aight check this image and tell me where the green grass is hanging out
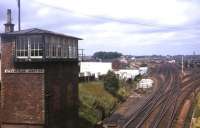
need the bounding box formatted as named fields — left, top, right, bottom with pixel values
left=79, top=81, right=118, bottom=128
left=192, top=93, right=200, bottom=128
left=79, top=80, right=136, bottom=128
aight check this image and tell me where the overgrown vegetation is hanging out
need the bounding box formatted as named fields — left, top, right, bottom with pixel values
left=79, top=81, right=118, bottom=128
left=134, top=74, right=142, bottom=82
left=191, top=93, right=200, bottom=128
left=79, top=71, right=140, bottom=128
left=103, top=71, right=119, bottom=96
left=79, top=81, right=137, bottom=128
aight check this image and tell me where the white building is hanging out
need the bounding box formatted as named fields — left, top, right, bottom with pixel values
left=79, top=62, right=112, bottom=78
left=137, top=79, right=153, bottom=89
left=114, top=69, right=140, bottom=80
left=168, top=60, right=176, bottom=63
left=139, top=67, right=148, bottom=75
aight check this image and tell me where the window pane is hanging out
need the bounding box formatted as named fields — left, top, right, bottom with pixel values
left=53, top=43, right=56, bottom=57
left=50, top=37, right=53, bottom=57
left=25, top=41, right=28, bottom=50
left=65, top=39, right=69, bottom=58
left=16, top=36, right=28, bottom=57
left=21, top=50, right=24, bottom=56
left=71, top=40, right=74, bottom=58
left=29, top=35, right=43, bottom=57
left=31, top=50, right=35, bottom=56
left=39, top=50, right=43, bottom=56
left=71, top=39, right=77, bottom=58
left=16, top=40, right=20, bottom=49
left=25, top=50, right=28, bottom=56
left=36, top=50, right=39, bottom=56
left=61, top=38, right=64, bottom=57
left=68, top=39, right=72, bottom=58
left=75, top=40, right=78, bottom=58
left=17, top=51, right=20, bottom=56
left=58, top=38, right=61, bottom=57
left=21, top=38, right=25, bottom=50
left=39, top=42, right=43, bottom=49
left=31, top=42, right=34, bottom=50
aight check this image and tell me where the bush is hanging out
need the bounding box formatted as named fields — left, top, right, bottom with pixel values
left=134, top=74, right=142, bottom=82
left=79, top=81, right=118, bottom=128
left=104, top=71, right=119, bottom=95
left=140, top=63, right=147, bottom=67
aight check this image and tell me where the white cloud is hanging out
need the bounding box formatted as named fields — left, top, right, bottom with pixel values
left=1, top=0, right=200, bottom=55
left=33, top=0, right=193, bottom=25
left=37, top=7, right=50, bottom=17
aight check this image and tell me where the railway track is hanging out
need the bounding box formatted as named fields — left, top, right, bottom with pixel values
left=122, top=64, right=178, bottom=128
left=122, top=64, right=200, bottom=128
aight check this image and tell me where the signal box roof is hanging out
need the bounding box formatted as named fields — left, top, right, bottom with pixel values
left=1, top=28, right=82, bottom=40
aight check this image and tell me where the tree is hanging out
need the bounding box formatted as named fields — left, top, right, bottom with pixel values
left=140, top=63, right=147, bottom=67
left=103, top=71, right=119, bottom=95
left=93, top=51, right=122, bottom=60
left=134, top=74, right=142, bottom=82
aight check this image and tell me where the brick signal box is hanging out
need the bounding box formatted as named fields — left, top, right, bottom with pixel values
left=0, top=9, right=81, bottom=128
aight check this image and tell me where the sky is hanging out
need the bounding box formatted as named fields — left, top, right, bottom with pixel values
left=0, top=0, right=200, bottom=56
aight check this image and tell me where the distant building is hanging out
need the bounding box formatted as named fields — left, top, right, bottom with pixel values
left=0, top=9, right=81, bottom=128
left=139, top=67, right=148, bottom=75
left=119, top=56, right=128, bottom=64
left=80, top=62, right=112, bottom=78
left=129, top=62, right=140, bottom=69
left=114, top=69, right=140, bottom=80
left=131, top=57, right=136, bottom=60
left=112, top=59, right=129, bottom=69
left=137, top=79, right=153, bottom=89
left=168, top=60, right=176, bottom=63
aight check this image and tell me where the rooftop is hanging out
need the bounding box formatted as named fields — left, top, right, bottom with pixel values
left=1, top=28, right=82, bottom=40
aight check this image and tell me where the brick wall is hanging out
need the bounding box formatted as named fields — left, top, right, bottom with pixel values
left=45, top=61, right=79, bottom=128
left=1, top=41, right=45, bottom=127
left=1, top=38, right=79, bottom=128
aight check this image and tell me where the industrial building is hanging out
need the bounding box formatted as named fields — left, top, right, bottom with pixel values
left=114, top=69, right=140, bottom=80
left=114, top=67, right=148, bottom=80
left=139, top=67, right=148, bottom=75
left=0, top=9, right=81, bottom=128
left=79, top=62, right=112, bottom=78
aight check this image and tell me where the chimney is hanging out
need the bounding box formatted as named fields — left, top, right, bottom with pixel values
left=4, top=9, right=14, bottom=33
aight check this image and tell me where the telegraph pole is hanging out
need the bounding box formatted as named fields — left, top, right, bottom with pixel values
left=18, top=0, right=21, bottom=31
left=182, top=55, right=184, bottom=74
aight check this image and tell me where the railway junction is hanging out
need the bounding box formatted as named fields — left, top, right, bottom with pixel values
left=102, top=62, right=200, bottom=128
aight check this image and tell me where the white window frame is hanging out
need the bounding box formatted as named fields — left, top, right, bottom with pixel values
left=16, top=36, right=28, bottom=59
left=16, top=35, right=43, bottom=59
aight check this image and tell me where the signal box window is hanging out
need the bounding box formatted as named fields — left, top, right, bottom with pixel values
left=45, top=36, right=78, bottom=59
left=16, top=35, right=43, bottom=59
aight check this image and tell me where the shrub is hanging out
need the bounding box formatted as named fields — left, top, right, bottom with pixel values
left=134, top=74, right=142, bottom=82
left=104, top=71, right=119, bottom=95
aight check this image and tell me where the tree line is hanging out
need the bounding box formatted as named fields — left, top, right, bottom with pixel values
left=93, top=51, right=122, bottom=60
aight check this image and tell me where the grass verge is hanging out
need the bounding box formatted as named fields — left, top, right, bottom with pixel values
left=79, top=81, right=135, bottom=128
left=191, top=92, right=200, bottom=128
